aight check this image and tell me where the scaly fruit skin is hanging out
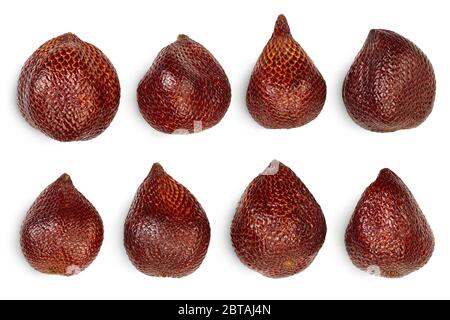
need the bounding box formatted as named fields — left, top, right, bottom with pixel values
left=246, top=15, right=327, bottom=129
left=137, top=35, right=231, bottom=134
left=124, top=163, right=210, bottom=277
left=18, top=33, right=121, bottom=141
left=345, top=169, right=434, bottom=278
left=231, top=161, right=327, bottom=278
left=343, top=29, right=436, bottom=132
left=20, top=174, right=104, bottom=276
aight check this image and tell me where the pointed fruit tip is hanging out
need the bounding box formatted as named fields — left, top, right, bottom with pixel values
left=58, top=173, right=72, bottom=184
left=367, top=29, right=393, bottom=41
left=377, top=168, right=398, bottom=181
left=177, top=34, right=190, bottom=41
left=274, top=14, right=291, bottom=36
left=261, top=160, right=282, bottom=176
left=59, top=32, right=80, bottom=41
left=150, top=162, right=165, bottom=174
left=379, top=168, right=394, bottom=174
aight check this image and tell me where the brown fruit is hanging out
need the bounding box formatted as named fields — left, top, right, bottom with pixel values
left=18, top=33, right=121, bottom=141
left=137, top=35, right=231, bottom=134
left=246, top=15, right=327, bottom=129
left=345, top=169, right=435, bottom=278
left=343, top=29, right=436, bottom=132
left=20, top=174, right=104, bottom=276
left=124, top=163, right=210, bottom=277
left=231, top=161, right=327, bottom=278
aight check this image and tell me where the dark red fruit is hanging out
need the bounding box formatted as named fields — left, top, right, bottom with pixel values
left=246, top=15, right=327, bottom=129
left=343, top=29, right=436, bottom=132
left=124, top=163, right=210, bottom=277
left=231, top=161, right=327, bottom=278
left=20, top=174, right=104, bottom=276
left=137, top=35, right=231, bottom=134
left=345, top=169, right=435, bottom=277
left=18, top=33, right=121, bottom=141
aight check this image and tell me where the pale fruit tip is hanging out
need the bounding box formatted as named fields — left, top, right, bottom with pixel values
left=262, top=160, right=281, bottom=176
left=274, top=14, right=291, bottom=36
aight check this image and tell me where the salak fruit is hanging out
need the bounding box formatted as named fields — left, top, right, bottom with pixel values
left=246, top=15, right=326, bottom=129
left=124, top=163, right=210, bottom=277
left=18, top=33, right=121, bottom=141
left=137, top=35, right=231, bottom=134
left=20, top=174, right=104, bottom=276
left=345, top=169, right=435, bottom=277
left=343, top=29, right=436, bottom=132
left=231, top=160, right=327, bottom=278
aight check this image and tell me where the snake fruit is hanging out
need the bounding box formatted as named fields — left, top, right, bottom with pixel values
left=20, top=174, right=104, bottom=276
left=18, top=33, right=121, bottom=141
left=124, top=163, right=211, bottom=277
left=345, top=169, right=435, bottom=277
left=137, top=35, right=231, bottom=134
left=246, top=15, right=327, bottom=129
left=231, top=160, right=327, bottom=278
left=343, top=29, right=436, bottom=132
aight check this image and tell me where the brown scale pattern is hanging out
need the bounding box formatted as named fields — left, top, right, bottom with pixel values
left=20, top=174, right=104, bottom=276
left=345, top=169, right=435, bottom=278
left=231, top=161, right=327, bottom=278
left=18, top=33, right=121, bottom=141
left=124, top=163, right=210, bottom=277
left=343, top=29, right=436, bottom=132
left=246, top=15, right=326, bottom=129
left=137, top=35, right=231, bottom=134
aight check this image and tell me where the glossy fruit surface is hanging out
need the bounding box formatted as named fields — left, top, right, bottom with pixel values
left=343, top=29, right=436, bottom=132
left=137, top=35, right=231, bottom=134
left=345, top=169, right=434, bottom=277
left=124, top=163, right=210, bottom=277
left=18, top=33, right=120, bottom=141
left=20, top=174, right=104, bottom=276
left=247, top=15, right=326, bottom=129
left=231, top=161, right=327, bottom=278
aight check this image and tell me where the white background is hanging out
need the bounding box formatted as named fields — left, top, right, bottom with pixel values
left=0, top=0, right=448, bottom=300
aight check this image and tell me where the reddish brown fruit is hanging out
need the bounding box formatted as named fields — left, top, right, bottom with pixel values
left=343, top=29, right=436, bottom=132
left=231, top=161, right=327, bottom=278
left=345, top=169, right=435, bottom=277
left=124, top=163, right=210, bottom=277
left=137, top=35, right=231, bottom=134
left=246, top=15, right=327, bottom=129
left=20, top=174, right=104, bottom=276
left=18, top=33, right=121, bottom=141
